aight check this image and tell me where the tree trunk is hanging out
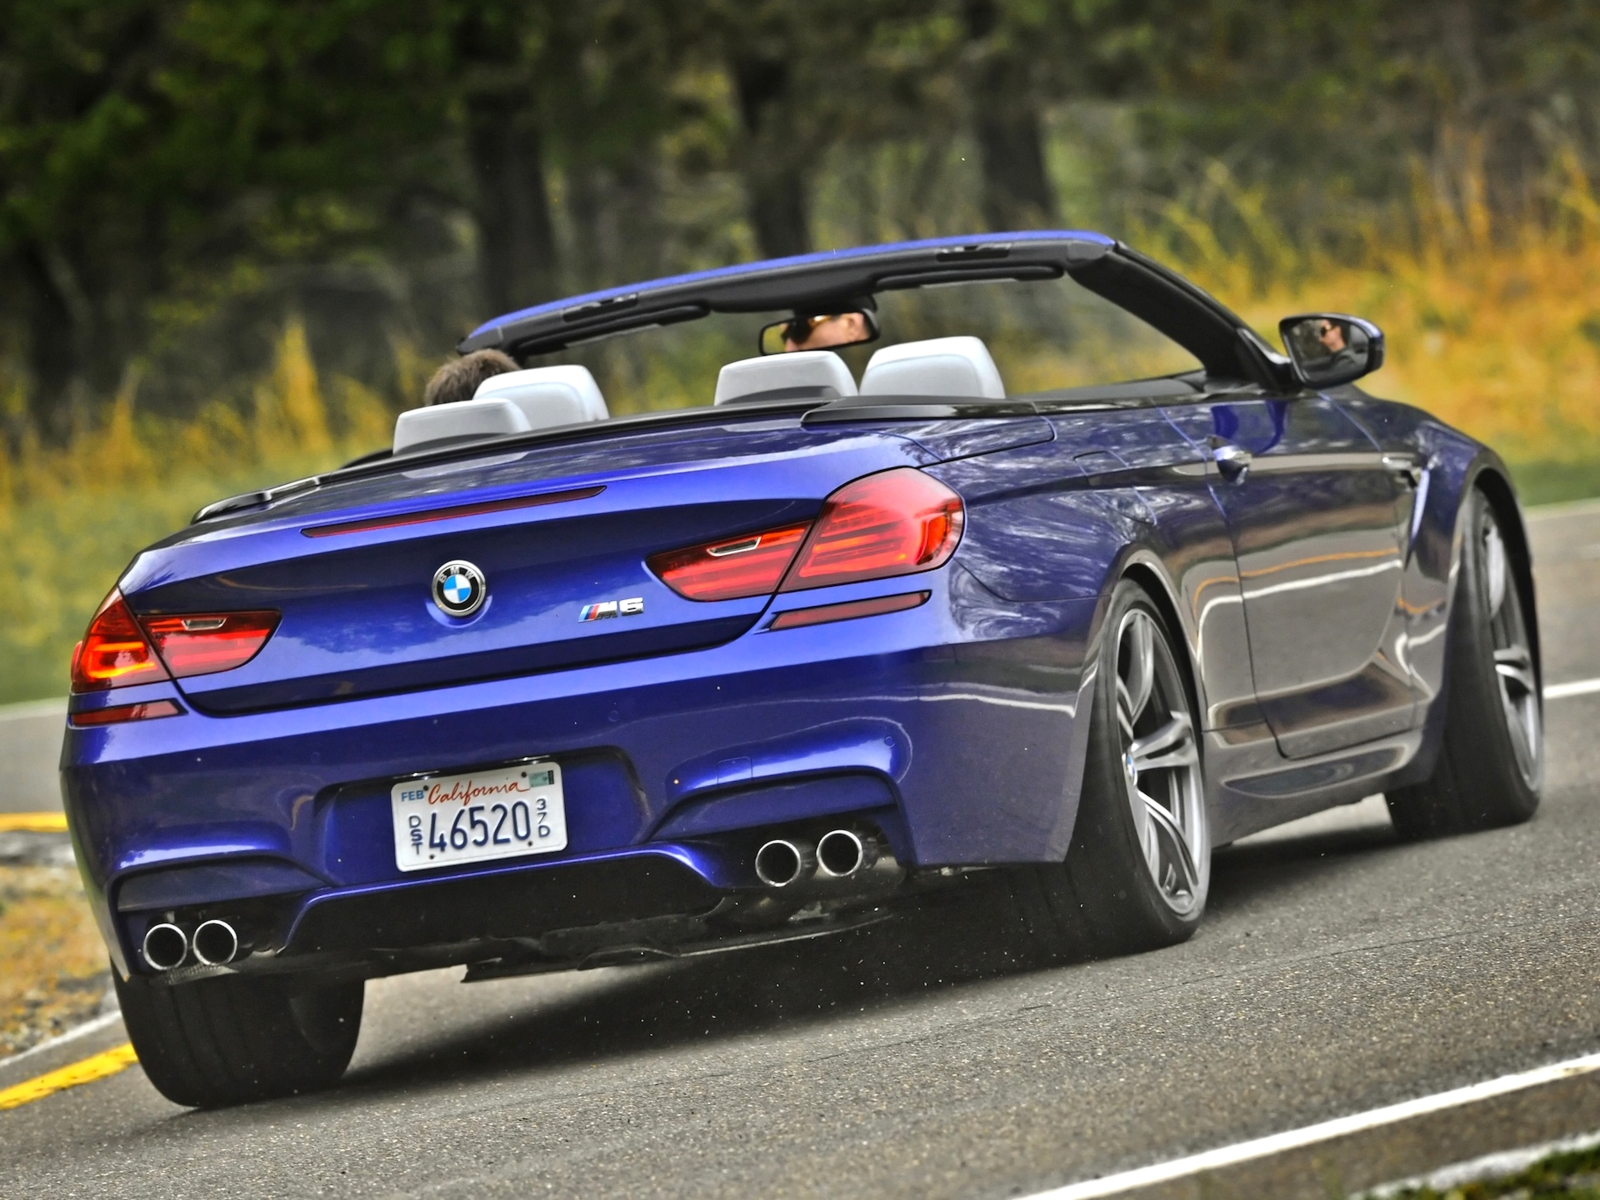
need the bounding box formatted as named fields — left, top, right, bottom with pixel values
left=973, top=101, right=1055, bottom=231
left=733, top=56, right=811, bottom=259
left=15, top=242, right=87, bottom=441
left=467, top=93, right=560, bottom=317
left=963, top=0, right=1055, bottom=232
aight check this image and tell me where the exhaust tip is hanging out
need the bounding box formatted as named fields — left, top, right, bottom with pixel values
left=142, top=923, right=188, bottom=971
left=192, top=919, right=240, bottom=966
left=816, top=829, right=879, bottom=879
left=754, top=839, right=815, bottom=888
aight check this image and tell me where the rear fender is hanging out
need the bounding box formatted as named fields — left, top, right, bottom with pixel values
left=1008, top=544, right=1208, bottom=861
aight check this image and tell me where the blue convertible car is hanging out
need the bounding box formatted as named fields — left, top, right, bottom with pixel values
left=63, top=232, right=1542, bottom=1107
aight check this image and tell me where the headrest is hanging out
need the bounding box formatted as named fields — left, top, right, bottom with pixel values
left=393, top=398, right=530, bottom=455
left=714, top=351, right=858, bottom=406
left=859, top=336, right=1006, bottom=399
left=475, top=365, right=609, bottom=426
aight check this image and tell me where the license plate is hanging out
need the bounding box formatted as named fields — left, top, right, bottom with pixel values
left=391, top=762, right=567, bottom=872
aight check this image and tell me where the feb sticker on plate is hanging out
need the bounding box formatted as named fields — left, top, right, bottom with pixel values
left=391, top=762, right=567, bottom=872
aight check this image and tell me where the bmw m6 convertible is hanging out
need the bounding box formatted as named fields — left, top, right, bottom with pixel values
left=63, top=232, right=1543, bottom=1107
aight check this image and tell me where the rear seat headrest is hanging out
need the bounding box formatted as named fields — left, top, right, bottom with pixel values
left=859, top=336, right=1006, bottom=399
left=393, top=398, right=530, bottom=456
left=714, top=351, right=858, bottom=406
left=475, top=365, right=609, bottom=425
left=391, top=365, right=610, bottom=456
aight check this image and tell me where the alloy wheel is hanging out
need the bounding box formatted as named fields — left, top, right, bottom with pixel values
left=1114, top=608, right=1208, bottom=915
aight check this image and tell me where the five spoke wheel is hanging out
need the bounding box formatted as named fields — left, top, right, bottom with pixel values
left=1005, top=580, right=1212, bottom=957
left=1114, top=607, right=1207, bottom=917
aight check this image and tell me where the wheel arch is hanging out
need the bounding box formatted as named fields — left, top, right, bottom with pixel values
left=1396, top=454, right=1541, bottom=790
left=1037, top=547, right=1209, bottom=863
left=1118, top=554, right=1209, bottom=741
left=1468, top=462, right=1541, bottom=688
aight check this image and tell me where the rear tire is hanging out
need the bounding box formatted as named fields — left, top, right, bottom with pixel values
left=114, top=970, right=363, bottom=1108
left=1386, top=488, right=1542, bottom=839
left=1010, top=579, right=1210, bottom=959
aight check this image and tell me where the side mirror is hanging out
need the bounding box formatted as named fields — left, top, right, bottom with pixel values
left=1279, top=313, right=1385, bottom=388
left=759, top=309, right=879, bottom=355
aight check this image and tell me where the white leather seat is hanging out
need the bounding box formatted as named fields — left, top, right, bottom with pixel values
left=391, top=365, right=610, bottom=456
left=474, top=365, right=610, bottom=426
left=393, top=398, right=530, bottom=455
left=859, top=336, right=1006, bottom=399
left=713, top=351, right=858, bottom=405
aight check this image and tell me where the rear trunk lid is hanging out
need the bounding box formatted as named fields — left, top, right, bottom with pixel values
left=119, top=419, right=933, bottom=713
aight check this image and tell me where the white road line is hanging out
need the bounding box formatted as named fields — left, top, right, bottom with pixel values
left=0, top=1008, right=123, bottom=1074
left=1019, top=1049, right=1600, bottom=1200
left=1546, top=677, right=1600, bottom=700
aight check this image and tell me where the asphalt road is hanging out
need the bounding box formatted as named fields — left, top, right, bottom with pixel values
left=3, top=501, right=1598, bottom=1199
left=0, top=699, right=65, bottom=814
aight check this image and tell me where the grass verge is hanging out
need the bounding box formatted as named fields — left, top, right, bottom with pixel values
left=0, top=863, right=112, bottom=1058
left=1507, top=461, right=1600, bottom=508
left=1380, top=1140, right=1600, bottom=1197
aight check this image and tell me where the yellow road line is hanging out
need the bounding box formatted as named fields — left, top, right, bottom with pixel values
left=0, top=812, right=67, bottom=833
left=0, top=1043, right=138, bottom=1111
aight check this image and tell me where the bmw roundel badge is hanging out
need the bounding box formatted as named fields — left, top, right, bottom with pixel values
left=432, top=560, right=486, bottom=617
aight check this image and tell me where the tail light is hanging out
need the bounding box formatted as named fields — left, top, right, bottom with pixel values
left=782, top=468, right=963, bottom=592
left=647, top=523, right=811, bottom=601
left=71, top=590, right=279, bottom=693
left=141, top=611, right=280, bottom=678
left=72, top=592, right=171, bottom=692
left=648, top=468, right=963, bottom=601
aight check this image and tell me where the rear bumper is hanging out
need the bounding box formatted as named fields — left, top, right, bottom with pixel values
left=63, top=569, right=1101, bottom=978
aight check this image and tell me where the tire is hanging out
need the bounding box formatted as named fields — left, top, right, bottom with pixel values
left=114, top=969, right=363, bottom=1108
left=1010, top=578, right=1210, bottom=959
left=1386, top=488, right=1542, bottom=839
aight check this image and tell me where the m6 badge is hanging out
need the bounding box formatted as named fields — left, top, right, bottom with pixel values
left=578, top=597, right=644, bottom=622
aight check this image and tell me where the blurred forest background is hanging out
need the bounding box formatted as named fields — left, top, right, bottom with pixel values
left=3, top=0, right=1600, bottom=701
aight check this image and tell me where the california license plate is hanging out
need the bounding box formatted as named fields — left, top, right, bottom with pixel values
left=391, top=762, right=567, bottom=872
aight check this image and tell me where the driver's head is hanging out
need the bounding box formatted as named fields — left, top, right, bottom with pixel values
left=782, top=312, right=868, bottom=352
left=1316, top=319, right=1347, bottom=353
left=780, top=297, right=877, bottom=352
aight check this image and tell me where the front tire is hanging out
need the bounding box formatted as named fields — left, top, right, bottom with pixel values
left=1011, top=579, right=1210, bottom=959
left=114, top=970, right=363, bottom=1108
left=1386, top=488, right=1542, bottom=839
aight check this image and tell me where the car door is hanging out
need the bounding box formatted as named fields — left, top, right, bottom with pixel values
left=1163, top=388, right=1416, bottom=758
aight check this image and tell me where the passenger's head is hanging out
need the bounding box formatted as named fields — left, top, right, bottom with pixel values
left=424, top=349, right=520, bottom=406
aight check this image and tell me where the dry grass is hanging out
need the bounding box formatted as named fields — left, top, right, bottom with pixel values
left=1145, top=165, right=1600, bottom=463
left=0, top=319, right=394, bottom=705
left=0, top=864, right=110, bottom=1058
left=1189, top=233, right=1600, bottom=464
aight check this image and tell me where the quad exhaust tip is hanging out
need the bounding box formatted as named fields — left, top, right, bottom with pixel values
left=142, top=923, right=189, bottom=971
left=192, top=919, right=240, bottom=967
left=816, top=829, right=879, bottom=879
left=754, top=839, right=816, bottom=888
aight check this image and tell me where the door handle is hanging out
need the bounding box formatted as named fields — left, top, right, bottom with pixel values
left=1210, top=441, right=1252, bottom=480
left=1382, top=454, right=1424, bottom=487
